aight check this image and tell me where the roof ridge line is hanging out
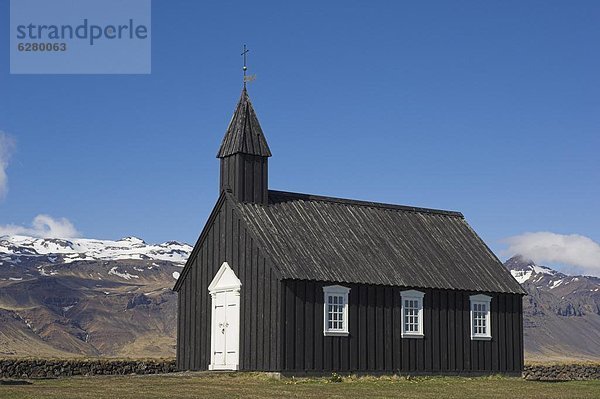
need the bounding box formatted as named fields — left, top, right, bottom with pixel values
left=267, top=189, right=464, bottom=218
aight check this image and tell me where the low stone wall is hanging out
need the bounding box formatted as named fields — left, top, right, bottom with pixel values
left=523, top=364, right=600, bottom=381
left=2, top=359, right=599, bottom=380
left=0, top=359, right=176, bottom=379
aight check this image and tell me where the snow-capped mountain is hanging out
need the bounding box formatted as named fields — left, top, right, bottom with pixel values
left=0, top=235, right=192, bottom=358
left=506, top=255, right=600, bottom=306
left=504, top=255, right=600, bottom=360
left=0, top=235, right=192, bottom=265
left=507, top=256, right=559, bottom=284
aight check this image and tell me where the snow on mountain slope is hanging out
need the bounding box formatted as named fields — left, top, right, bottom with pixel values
left=0, top=234, right=189, bottom=358
left=504, top=255, right=600, bottom=361
left=505, top=255, right=596, bottom=292
left=0, top=235, right=192, bottom=265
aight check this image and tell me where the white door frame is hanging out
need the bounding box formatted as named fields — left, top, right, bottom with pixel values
left=208, top=262, right=241, bottom=371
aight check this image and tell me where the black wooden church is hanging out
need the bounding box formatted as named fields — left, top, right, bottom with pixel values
left=173, top=87, right=525, bottom=375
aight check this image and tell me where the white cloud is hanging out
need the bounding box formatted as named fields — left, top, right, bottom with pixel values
left=0, top=131, right=16, bottom=199
left=0, top=214, right=81, bottom=239
left=503, top=232, right=600, bottom=277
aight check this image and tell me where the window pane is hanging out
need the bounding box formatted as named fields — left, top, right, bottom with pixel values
left=403, top=297, right=421, bottom=334
left=472, top=301, right=490, bottom=336
left=325, top=291, right=348, bottom=332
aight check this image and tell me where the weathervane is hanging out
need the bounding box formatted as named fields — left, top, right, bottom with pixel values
left=241, top=44, right=256, bottom=86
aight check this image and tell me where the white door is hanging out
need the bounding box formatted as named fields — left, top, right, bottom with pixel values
left=208, top=262, right=241, bottom=371
left=212, top=292, right=227, bottom=366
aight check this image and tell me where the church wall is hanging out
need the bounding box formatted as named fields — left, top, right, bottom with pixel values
left=176, top=198, right=281, bottom=371
left=280, top=280, right=524, bottom=374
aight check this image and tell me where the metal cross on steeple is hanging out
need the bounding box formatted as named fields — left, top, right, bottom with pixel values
left=241, top=44, right=255, bottom=86
left=241, top=44, right=249, bottom=77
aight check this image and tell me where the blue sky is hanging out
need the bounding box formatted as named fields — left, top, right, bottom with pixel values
left=0, top=1, right=599, bottom=274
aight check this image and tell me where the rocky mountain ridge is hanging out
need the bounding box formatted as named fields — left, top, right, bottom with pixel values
left=505, top=255, right=600, bottom=360
left=0, top=235, right=191, bottom=266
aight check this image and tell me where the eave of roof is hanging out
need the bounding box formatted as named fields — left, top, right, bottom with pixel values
left=173, top=192, right=228, bottom=292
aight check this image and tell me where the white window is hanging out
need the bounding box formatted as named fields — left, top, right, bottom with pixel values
left=470, top=294, right=492, bottom=340
left=323, top=285, right=350, bottom=336
left=401, top=290, right=424, bottom=338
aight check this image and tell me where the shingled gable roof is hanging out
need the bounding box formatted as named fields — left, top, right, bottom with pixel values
left=232, top=190, right=526, bottom=295
left=216, top=88, right=272, bottom=158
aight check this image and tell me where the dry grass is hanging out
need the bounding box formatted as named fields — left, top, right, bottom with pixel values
left=526, top=353, right=600, bottom=364
left=526, top=358, right=600, bottom=366
left=1, top=372, right=599, bottom=399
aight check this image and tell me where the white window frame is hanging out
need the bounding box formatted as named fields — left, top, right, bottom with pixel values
left=323, top=285, right=350, bottom=336
left=470, top=294, right=492, bottom=340
left=401, top=290, right=424, bottom=338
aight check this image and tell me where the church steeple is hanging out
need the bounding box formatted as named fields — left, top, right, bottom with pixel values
left=217, top=88, right=271, bottom=158
left=217, top=88, right=271, bottom=204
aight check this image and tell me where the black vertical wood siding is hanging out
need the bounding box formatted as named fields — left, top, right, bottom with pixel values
left=220, top=154, right=268, bottom=204
left=176, top=198, right=280, bottom=371
left=280, top=280, right=523, bottom=374
left=176, top=198, right=524, bottom=374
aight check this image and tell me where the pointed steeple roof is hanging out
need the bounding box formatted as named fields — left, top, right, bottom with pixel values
left=217, top=88, right=272, bottom=158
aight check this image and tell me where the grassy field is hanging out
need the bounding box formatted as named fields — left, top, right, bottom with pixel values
left=1, top=373, right=600, bottom=399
